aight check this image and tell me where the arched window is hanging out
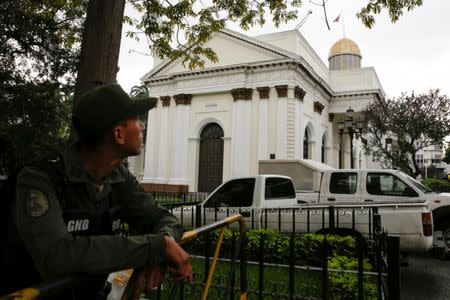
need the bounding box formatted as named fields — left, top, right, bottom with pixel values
left=303, top=129, right=309, bottom=159
left=321, top=135, right=326, bottom=163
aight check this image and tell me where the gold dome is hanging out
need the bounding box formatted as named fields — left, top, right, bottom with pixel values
left=328, top=38, right=361, bottom=58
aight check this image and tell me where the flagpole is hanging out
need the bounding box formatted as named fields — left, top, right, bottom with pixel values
left=342, top=10, right=345, bottom=37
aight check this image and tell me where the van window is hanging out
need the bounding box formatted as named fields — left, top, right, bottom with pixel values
left=265, top=177, right=296, bottom=200
left=204, top=178, right=255, bottom=207
left=366, top=173, right=415, bottom=196
left=329, top=173, right=357, bottom=194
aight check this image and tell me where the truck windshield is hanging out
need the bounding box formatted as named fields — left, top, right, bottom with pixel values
left=399, top=171, right=434, bottom=194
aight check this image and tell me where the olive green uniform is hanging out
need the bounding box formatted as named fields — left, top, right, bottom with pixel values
left=12, top=144, right=182, bottom=281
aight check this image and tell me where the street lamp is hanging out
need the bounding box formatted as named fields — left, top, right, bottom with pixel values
left=338, top=107, right=365, bottom=169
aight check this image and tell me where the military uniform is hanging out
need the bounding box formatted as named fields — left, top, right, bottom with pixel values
left=8, top=143, right=182, bottom=293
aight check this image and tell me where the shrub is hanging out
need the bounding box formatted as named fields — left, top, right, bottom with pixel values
left=422, top=179, right=450, bottom=193
left=187, top=229, right=359, bottom=266
left=298, top=233, right=357, bottom=266
left=328, top=254, right=377, bottom=299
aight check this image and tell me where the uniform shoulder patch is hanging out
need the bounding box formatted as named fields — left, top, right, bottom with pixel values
left=25, top=189, right=49, bottom=217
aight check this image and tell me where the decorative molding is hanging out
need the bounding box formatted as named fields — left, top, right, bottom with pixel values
left=160, top=96, right=171, bottom=107
left=256, top=86, right=270, bottom=99
left=294, top=86, right=306, bottom=101
left=174, top=93, right=192, bottom=105
left=275, top=85, right=288, bottom=97
left=329, top=113, right=335, bottom=122
left=314, top=101, right=325, bottom=114
left=231, top=88, right=253, bottom=101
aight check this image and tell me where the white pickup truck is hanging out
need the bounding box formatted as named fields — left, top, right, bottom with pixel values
left=259, top=159, right=450, bottom=255
left=173, top=174, right=433, bottom=253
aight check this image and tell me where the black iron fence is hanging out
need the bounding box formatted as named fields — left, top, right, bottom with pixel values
left=168, top=205, right=379, bottom=239
left=152, top=204, right=401, bottom=300
left=148, top=230, right=399, bottom=299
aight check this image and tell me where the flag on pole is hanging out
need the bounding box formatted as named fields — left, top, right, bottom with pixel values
left=333, top=15, right=340, bottom=23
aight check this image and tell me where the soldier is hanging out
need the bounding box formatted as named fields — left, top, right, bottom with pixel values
left=6, top=84, right=192, bottom=299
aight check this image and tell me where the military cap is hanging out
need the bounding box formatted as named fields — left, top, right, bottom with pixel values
left=73, top=83, right=156, bottom=140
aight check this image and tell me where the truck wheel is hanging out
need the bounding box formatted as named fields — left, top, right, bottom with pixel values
left=442, top=226, right=450, bottom=259
left=433, top=223, right=450, bottom=260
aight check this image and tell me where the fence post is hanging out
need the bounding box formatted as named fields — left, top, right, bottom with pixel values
left=230, top=232, right=236, bottom=300
left=373, top=208, right=381, bottom=234
left=321, top=235, right=328, bottom=300
left=376, top=233, right=383, bottom=299
left=278, top=207, right=282, bottom=231
left=195, top=204, right=201, bottom=228
left=289, top=233, right=295, bottom=300
left=258, top=232, right=265, bottom=300
left=357, top=236, right=364, bottom=300
left=240, top=231, right=248, bottom=300
left=204, top=233, right=210, bottom=284
left=387, top=235, right=400, bottom=300
left=328, top=206, right=335, bottom=230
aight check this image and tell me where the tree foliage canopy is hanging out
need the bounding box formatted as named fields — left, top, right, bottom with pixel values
left=357, top=0, right=424, bottom=28
left=443, top=146, right=450, bottom=165
left=0, top=0, right=86, bottom=173
left=126, top=0, right=301, bottom=69
left=362, top=89, right=450, bottom=176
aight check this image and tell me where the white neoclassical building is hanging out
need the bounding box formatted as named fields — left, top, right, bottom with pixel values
left=131, top=28, right=385, bottom=192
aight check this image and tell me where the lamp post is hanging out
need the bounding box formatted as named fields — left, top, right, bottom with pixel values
left=338, top=107, right=364, bottom=169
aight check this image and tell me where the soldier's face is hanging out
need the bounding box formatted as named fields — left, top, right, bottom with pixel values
left=116, top=117, right=145, bottom=156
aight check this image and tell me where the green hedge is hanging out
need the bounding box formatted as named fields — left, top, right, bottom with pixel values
left=422, top=179, right=450, bottom=193
left=187, top=228, right=358, bottom=266
left=328, top=254, right=377, bottom=299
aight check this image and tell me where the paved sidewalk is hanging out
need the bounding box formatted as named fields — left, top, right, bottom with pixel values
left=400, top=253, right=450, bottom=300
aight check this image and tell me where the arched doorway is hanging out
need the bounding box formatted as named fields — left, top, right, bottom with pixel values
left=198, top=123, right=224, bottom=192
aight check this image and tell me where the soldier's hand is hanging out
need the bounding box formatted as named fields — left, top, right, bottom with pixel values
left=164, top=236, right=193, bottom=284
left=133, top=264, right=166, bottom=300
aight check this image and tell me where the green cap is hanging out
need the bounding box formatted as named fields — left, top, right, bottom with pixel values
left=73, top=84, right=157, bottom=140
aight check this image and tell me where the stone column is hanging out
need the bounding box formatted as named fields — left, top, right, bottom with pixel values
left=257, top=87, right=270, bottom=160
left=231, top=88, right=252, bottom=177
left=155, top=96, right=171, bottom=183
left=142, top=106, right=158, bottom=182
left=169, top=94, right=192, bottom=185
left=275, top=85, right=288, bottom=159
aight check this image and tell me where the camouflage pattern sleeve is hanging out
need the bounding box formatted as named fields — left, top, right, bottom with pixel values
left=117, top=166, right=183, bottom=241
left=13, top=166, right=168, bottom=280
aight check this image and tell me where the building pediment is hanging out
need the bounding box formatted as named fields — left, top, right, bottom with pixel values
left=143, top=28, right=298, bottom=80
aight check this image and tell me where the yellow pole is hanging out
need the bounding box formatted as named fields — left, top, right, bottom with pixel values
left=201, top=227, right=225, bottom=300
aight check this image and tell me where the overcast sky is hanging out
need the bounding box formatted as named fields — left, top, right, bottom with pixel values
left=117, top=0, right=450, bottom=100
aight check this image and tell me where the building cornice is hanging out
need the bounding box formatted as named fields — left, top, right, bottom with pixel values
left=146, top=59, right=335, bottom=98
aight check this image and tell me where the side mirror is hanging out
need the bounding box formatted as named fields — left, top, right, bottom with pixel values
left=404, top=186, right=418, bottom=197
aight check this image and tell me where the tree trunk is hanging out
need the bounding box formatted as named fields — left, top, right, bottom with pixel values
left=411, top=150, right=420, bottom=178
left=73, top=0, right=126, bottom=105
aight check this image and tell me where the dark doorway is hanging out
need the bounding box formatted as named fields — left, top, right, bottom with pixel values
left=303, top=129, right=309, bottom=159
left=321, top=134, right=326, bottom=163
left=198, top=123, right=224, bottom=192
